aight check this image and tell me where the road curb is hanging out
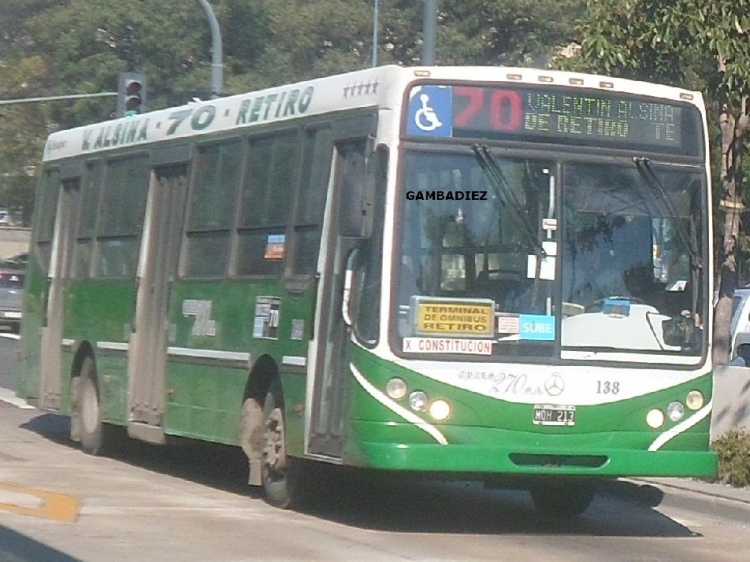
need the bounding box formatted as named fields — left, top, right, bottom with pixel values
left=0, top=388, right=34, bottom=409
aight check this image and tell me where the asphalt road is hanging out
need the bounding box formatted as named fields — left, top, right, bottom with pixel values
left=3, top=336, right=750, bottom=561
left=0, top=413, right=749, bottom=559
left=0, top=333, right=17, bottom=391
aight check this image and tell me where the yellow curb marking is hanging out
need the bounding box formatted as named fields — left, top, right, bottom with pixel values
left=0, top=483, right=79, bottom=523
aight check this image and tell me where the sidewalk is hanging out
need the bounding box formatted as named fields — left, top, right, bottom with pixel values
left=618, top=477, right=750, bottom=524
left=644, top=477, right=750, bottom=505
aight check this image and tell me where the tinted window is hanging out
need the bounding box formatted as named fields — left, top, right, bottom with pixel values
left=34, top=168, right=61, bottom=275
left=184, top=140, right=243, bottom=277
left=291, top=127, right=333, bottom=275
left=94, top=156, right=148, bottom=278
left=75, top=160, right=103, bottom=278
left=236, top=132, right=299, bottom=276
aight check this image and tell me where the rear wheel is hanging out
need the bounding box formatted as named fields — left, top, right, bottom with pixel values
left=530, top=481, right=596, bottom=517
left=261, top=388, right=313, bottom=509
left=78, top=356, right=123, bottom=455
left=79, top=356, right=105, bottom=455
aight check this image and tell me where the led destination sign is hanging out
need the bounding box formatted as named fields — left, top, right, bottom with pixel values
left=405, top=84, right=702, bottom=155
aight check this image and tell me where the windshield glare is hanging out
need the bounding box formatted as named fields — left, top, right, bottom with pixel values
left=394, top=150, right=705, bottom=363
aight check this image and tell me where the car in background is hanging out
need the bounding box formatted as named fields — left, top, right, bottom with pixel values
left=729, top=287, right=750, bottom=363
left=0, top=268, right=24, bottom=333
left=0, top=252, right=28, bottom=268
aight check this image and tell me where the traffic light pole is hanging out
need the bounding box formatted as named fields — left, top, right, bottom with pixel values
left=0, top=92, right=117, bottom=106
left=195, top=0, right=223, bottom=99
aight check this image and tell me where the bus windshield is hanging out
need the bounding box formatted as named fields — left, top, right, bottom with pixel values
left=393, top=149, right=706, bottom=363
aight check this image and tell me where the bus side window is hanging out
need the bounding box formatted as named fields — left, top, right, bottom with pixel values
left=236, top=131, right=299, bottom=276
left=337, top=139, right=374, bottom=239
left=183, top=140, right=242, bottom=278
left=75, top=160, right=103, bottom=279
left=353, top=146, right=388, bottom=345
left=289, top=127, right=333, bottom=276
left=34, top=168, right=61, bottom=274
left=93, top=156, right=149, bottom=279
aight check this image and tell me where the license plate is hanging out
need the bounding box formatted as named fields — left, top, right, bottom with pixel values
left=3, top=312, right=21, bottom=319
left=533, top=405, right=576, bottom=426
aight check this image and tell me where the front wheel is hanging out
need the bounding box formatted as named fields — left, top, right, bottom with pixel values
left=261, top=389, right=314, bottom=509
left=530, top=481, right=596, bottom=517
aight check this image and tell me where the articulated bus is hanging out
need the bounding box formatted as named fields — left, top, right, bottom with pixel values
left=17, top=65, right=717, bottom=515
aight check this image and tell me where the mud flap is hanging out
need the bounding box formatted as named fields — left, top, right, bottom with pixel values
left=241, top=398, right=265, bottom=486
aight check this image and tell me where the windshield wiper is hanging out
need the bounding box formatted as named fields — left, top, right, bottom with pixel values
left=633, top=157, right=702, bottom=270
left=472, top=144, right=546, bottom=257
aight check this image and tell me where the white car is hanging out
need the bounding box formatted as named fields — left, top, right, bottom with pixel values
left=729, top=288, right=750, bottom=363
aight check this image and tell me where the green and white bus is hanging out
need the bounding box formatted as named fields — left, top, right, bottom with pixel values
left=17, top=65, right=717, bottom=514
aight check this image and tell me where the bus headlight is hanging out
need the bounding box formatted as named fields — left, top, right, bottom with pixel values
left=409, top=391, right=428, bottom=412
left=646, top=409, right=665, bottom=428
left=429, top=399, right=451, bottom=421
left=667, top=401, right=685, bottom=422
left=685, top=390, right=704, bottom=411
left=386, top=377, right=407, bottom=400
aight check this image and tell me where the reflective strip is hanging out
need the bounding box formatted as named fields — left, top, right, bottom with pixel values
left=350, top=364, right=448, bottom=445
left=282, top=355, right=306, bottom=367
left=561, top=350, right=702, bottom=365
left=167, top=347, right=250, bottom=363
left=96, top=341, right=129, bottom=351
left=648, top=401, right=712, bottom=451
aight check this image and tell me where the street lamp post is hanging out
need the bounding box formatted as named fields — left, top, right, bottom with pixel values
left=372, top=0, right=380, bottom=67
left=195, top=0, right=224, bottom=98
left=423, top=0, right=437, bottom=66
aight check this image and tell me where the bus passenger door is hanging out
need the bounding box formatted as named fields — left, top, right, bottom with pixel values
left=307, top=136, right=370, bottom=458
left=40, top=173, right=81, bottom=410
left=127, top=155, right=189, bottom=443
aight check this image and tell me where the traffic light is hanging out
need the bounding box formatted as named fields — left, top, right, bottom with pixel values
left=116, top=72, right=147, bottom=117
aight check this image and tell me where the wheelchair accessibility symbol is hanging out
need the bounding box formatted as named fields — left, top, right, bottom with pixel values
left=415, top=94, right=442, bottom=131
left=407, top=86, right=452, bottom=137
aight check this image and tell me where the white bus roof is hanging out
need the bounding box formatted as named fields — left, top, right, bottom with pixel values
left=42, top=65, right=704, bottom=163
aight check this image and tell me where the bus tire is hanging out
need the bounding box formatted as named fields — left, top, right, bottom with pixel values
left=530, top=481, right=596, bottom=517
left=261, top=388, right=311, bottom=509
left=78, top=356, right=107, bottom=456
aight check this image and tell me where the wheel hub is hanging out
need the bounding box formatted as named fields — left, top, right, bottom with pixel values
left=263, top=407, right=286, bottom=473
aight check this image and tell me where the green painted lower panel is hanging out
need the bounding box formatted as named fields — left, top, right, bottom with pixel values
left=352, top=421, right=717, bottom=477
left=164, top=361, right=246, bottom=445
left=280, top=373, right=307, bottom=458
left=96, top=354, right=129, bottom=424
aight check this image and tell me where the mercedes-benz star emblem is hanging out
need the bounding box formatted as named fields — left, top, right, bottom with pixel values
left=544, top=374, right=565, bottom=396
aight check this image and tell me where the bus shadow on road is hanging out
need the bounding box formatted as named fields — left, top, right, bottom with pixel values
left=20, top=412, right=255, bottom=498
left=19, top=413, right=74, bottom=448
left=0, top=525, right=81, bottom=562
left=20, top=413, right=696, bottom=538
left=292, top=474, right=698, bottom=538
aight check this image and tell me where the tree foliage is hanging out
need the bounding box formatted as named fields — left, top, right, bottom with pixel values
left=0, top=0, right=583, bottom=226
left=564, top=0, right=750, bottom=363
